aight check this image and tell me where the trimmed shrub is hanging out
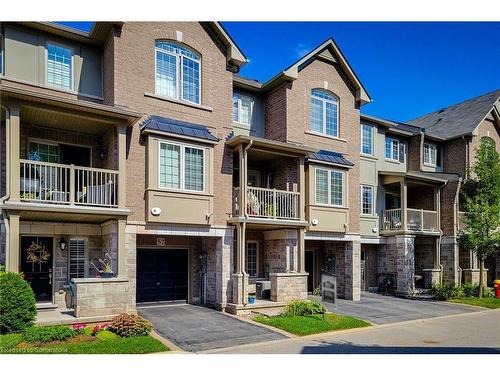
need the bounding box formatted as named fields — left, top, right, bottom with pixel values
left=482, top=287, right=495, bottom=298
left=281, top=300, right=327, bottom=317
left=108, top=313, right=153, bottom=337
left=96, top=330, right=119, bottom=341
left=462, top=283, right=479, bottom=297
left=430, top=283, right=462, bottom=300
left=0, top=272, right=37, bottom=333
left=0, top=264, right=5, bottom=273
left=22, top=325, right=78, bottom=343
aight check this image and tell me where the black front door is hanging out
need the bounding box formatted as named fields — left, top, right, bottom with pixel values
left=305, top=251, right=314, bottom=293
left=137, top=249, right=188, bottom=303
left=20, top=236, right=53, bottom=302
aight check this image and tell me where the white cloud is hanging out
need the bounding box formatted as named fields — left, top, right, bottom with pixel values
left=294, top=43, right=312, bottom=58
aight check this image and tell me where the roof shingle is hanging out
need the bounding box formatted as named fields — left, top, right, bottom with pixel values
left=408, top=90, right=500, bottom=140
left=140, top=116, right=219, bottom=142
left=307, top=150, right=354, bottom=167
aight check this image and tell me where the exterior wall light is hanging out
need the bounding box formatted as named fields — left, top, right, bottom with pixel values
left=59, top=237, right=67, bottom=251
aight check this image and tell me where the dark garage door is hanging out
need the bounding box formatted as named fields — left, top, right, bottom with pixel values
left=137, top=249, right=188, bottom=303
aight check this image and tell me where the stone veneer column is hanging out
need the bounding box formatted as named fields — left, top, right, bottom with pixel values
left=344, top=241, right=361, bottom=301
left=395, top=235, right=416, bottom=295
left=215, top=229, right=233, bottom=309
left=124, top=224, right=137, bottom=311
left=441, top=236, right=459, bottom=286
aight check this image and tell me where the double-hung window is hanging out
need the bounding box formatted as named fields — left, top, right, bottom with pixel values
left=46, top=43, right=73, bottom=90
left=159, top=141, right=205, bottom=192
left=29, top=142, right=60, bottom=163
left=385, top=136, right=404, bottom=162
left=232, top=93, right=253, bottom=125
left=0, top=34, right=3, bottom=76
left=361, top=124, right=373, bottom=156
left=424, top=143, right=437, bottom=166
left=155, top=41, right=201, bottom=104
left=315, top=168, right=344, bottom=207
left=69, top=239, right=85, bottom=280
left=361, top=185, right=374, bottom=215
left=246, top=242, right=258, bottom=277
left=310, top=89, right=339, bottom=137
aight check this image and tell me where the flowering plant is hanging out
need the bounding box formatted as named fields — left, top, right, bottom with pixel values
left=90, top=253, right=113, bottom=275
left=72, top=323, right=87, bottom=333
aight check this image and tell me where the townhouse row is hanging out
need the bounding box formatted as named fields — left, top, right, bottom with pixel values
left=0, top=21, right=498, bottom=317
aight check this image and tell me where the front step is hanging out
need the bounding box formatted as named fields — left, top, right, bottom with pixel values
left=36, top=302, right=58, bottom=311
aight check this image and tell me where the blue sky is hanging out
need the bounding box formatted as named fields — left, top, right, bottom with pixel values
left=57, top=21, right=500, bottom=122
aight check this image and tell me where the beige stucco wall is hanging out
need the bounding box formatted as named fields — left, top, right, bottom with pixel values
left=3, top=24, right=102, bottom=99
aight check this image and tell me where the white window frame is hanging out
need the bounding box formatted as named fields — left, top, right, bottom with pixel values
left=68, top=238, right=87, bottom=280
left=385, top=136, right=402, bottom=162
left=310, top=89, right=339, bottom=138
left=314, top=167, right=345, bottom=207
left=360, top=185, right=374, bottom=215
left=246, top=241, right=259, bottom=277
left=45, top=41, right=74, bottom=92
left=158, top=140, right=205, bottom=193
left=154, top=41, right=202, bottom=105
left=360, top=124, right=374, bottom=156
left=232, top=93, right=253, bottom=126
left=423, top=142, right=438, bottom=166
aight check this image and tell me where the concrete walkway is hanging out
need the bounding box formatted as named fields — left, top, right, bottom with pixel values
left=205, top=308, right=500, bottom=354
left=316, top=292, right=483, bottom=324
left=137, top=304, right=285, bottom=352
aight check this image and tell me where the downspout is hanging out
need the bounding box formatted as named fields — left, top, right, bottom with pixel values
left=455, top=177, right=463, bottom=285
left=0, top=106, right=11, bottom=269
left=437, top=179, right=449, bottom=285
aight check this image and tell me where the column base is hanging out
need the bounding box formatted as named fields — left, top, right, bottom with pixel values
left=462, top=269, right=488, bottom=284
left=422, top=268, right=442, bottom=288
left=231, top=273, right=249, bottom=306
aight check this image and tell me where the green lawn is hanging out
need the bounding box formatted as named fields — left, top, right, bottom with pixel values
left=253, top=313, right=370, bottom=336
left=448, top=297, right=500, bottom=309
left=0, top=333, right=169, bottom=354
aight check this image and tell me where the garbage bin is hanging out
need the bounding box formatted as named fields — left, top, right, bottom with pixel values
left=495, top=280, right=500, bottom=299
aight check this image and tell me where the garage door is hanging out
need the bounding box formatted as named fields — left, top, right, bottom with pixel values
left=137, top=249, right=188, bottom=303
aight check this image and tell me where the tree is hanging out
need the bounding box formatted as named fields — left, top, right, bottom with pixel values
left=458, top=137, right=500, bottom=297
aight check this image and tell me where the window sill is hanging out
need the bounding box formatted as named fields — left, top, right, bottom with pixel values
left=312, top=203, right=348, bottom=210
left=305, top=131, right=347, bottom=142
left=360, top=154, right=377, bottom=160
left=423, top=162, right=437, bottom=168
left=385, top=159, right=403, bottom=165
left=144, top=92, right=213, bottom=112
left=360, top=213, right=378, bottom=218
left=147, top=187, right=213, bottom=198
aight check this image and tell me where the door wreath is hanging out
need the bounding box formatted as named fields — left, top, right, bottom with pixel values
left=26, top=241, right=50, bottom=264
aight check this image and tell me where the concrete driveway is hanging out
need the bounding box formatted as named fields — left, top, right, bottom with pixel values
left=137, top=304, right=285, bottom=352
left=316, top=292, right=483, bottom=324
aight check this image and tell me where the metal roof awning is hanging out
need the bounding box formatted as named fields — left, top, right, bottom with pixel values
left=140, top=115, right=220, bottom=143
left=307, top=150, right=354, bottom=168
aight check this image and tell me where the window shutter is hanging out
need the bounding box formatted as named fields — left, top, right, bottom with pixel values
left=69, top=239, right=85, bottom=280
left=436, top=145, right=442, bottom=167
left=399, top=142, right=405, bottom=163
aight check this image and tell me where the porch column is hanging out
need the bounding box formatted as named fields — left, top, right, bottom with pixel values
left=117, top=218, right=126, bottom=277
left=297, top=156, right=305, bottom=220
left=8, top=104, right=20, bottom=201
left=344, top=240, right=361, bottom=301
left=238, top=144, right=247, bottom=218
left=6, top=213, right=20, bottom=272
left=400, top=178, right=407, bottom=231
left=395, top=234, right=416, bottom=295
left=117, top=123, right=127, bottom=208
left=436, top=187, right=441, bottom=232
left=297, top=228, right=305, bottom=273
left=232, top=222, right=247, bottom=305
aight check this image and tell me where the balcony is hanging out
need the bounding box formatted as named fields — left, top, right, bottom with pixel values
left=381, top=208, right=439, bottom=233
left=20, top=160, right=118, bottom=208
left=233, top=186, right=300, bottom=220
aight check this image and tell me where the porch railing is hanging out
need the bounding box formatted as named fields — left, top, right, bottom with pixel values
left=233, top=186, right=300, bottom=220
left=20, top=159, right=119, bottom=208
left=382, top=208, right=439, bottom=232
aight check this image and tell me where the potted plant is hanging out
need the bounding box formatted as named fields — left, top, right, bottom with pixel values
left=90, top=253, right=114, bottom=278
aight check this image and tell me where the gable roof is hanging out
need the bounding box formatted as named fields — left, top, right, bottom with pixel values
left=17, top=22, right=247, bottom=67
left=235, top=38, right=371, bottom=105
left=408, top=89, right=500, bottom=140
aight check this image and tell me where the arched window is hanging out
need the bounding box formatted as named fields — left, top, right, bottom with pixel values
left=155, top=41, right=201, bottom=104
left=310, top=89, right=339, bottom=137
